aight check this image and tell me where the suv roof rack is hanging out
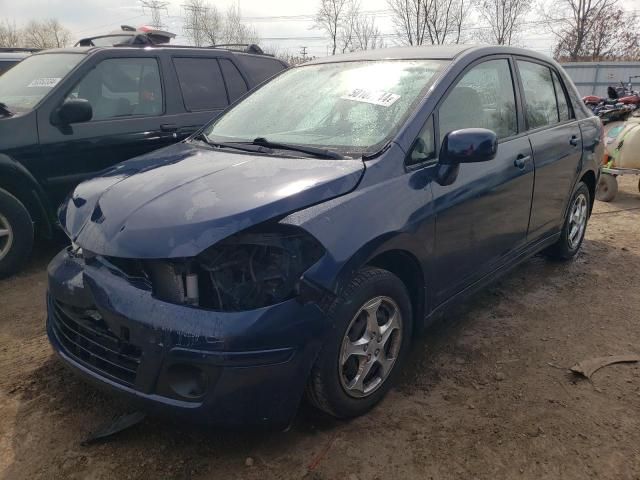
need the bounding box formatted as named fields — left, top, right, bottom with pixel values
left=210, top=44, right=269, bottom=55
left=0, top=47, right=41, bottom=53
left=76, top=25, right=176, bottom=47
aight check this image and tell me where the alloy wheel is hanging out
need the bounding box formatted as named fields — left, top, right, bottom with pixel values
left=568, top=193, right=588, bottom=250
left=339, top=296, right=403, bottom=398
left=0, top=213, right=14, bottom=262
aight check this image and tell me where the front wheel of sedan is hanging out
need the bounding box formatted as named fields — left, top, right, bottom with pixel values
left=306, top=267, right=413, bottom=418
left=545, top=181, right=590, bottom=260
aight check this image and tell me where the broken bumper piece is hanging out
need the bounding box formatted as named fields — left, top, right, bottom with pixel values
left=46, top=248, right=327, bottom=428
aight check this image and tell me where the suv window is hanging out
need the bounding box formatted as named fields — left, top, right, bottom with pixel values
left=66, top=57, right=162, bottom=121
left=219, top=58, right=248, bottom=103
left=173, top=57, right=227, bottom=111
left=518, top=60, right=560, bottom=129
left=236, top=55, right=286, bottom=84
left=438, top=59, right=517, bottom=143
left=552, top=70, right=572, bottom=122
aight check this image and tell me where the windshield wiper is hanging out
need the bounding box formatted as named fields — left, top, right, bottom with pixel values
left=192, top=132, right=272, bottom=154
left=251, top=137, right=344, bottom=159
left=0, top=102, right=14, bottom=118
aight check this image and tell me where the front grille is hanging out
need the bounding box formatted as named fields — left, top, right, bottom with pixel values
left=50, top=298, right=142, bottom=386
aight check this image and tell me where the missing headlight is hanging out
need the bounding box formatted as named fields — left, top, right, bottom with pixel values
left=196, top=225, right=324, bottom=311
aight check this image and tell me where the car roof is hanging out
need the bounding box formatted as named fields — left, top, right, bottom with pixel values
left=304, top=44, right=555, bottom=65
left=0, top=52, right=30, bottom=60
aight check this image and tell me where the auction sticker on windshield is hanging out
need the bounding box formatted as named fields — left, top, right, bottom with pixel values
left=27, top=78, right=61, bottom=88
left=341, top=89, right=400, bottom=107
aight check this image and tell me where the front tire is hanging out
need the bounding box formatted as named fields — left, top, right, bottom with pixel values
left=306, top=267, right=413, bottom=418
left=545, top=182, right=590, bottom=260
left=0, top=188, right=34, bottom=278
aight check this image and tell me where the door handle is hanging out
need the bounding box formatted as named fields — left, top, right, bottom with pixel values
left=514, top=154, right=530, bottom=170
left=569, top=135, right=579, bottom=146
left=160, top=124, right=178, bottom=132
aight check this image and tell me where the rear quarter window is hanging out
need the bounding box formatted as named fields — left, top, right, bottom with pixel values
left=173, top=57, right=228, bottom=111
left=236, top=55, right=286, bottom=85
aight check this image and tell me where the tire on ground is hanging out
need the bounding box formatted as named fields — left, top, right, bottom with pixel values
left=306, top=267, right=413, bottom=419
left=545, top=181, right=591, bottom=261
left=596, top=174, right=618, bottom=202
left=0, top=188, right=34, bottom=278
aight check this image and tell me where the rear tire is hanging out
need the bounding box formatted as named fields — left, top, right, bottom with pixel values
left=0, top=188, right=34, bottom=278
left=545, top=182, right=590, bottom=261
left=306, top=267, right=413, bottom=419
left=596, top=174, right=618, bottom=202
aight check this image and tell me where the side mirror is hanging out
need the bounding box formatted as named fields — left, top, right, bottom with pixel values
left=439, top=128, right=497, bottom=165
left=54, top=99, right=92, bottom=125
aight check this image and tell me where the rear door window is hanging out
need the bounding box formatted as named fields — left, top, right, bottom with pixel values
left=551, top=70, right=572, bottom=122
left=438, top=58, right=518, bottom=143
left=237, top=56, right=286, bottom=85
left=517, top=60, right=560, bottom=129
left=173, top=57, right=228, bottom=111
left=219, top=58, right=248, bottom=103
left=66, top=57, right=163, bottom=120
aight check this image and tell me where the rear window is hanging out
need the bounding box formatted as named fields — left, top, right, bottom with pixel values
left=237, top=55, right=286, bottom=85
left=173, top=57, right=228, bottom=111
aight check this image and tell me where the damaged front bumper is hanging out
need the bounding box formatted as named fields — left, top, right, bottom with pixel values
left=46, top=248, right=328, bottom=428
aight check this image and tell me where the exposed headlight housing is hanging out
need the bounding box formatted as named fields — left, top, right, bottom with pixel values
left=145, top=225, right=325, bottom=312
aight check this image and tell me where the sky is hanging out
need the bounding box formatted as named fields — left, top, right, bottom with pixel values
left=1, top=0, right=638, bottom=58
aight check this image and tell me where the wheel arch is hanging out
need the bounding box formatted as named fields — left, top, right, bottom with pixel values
left=580, top=169, right=597, bottom=214
left=366, top=249, right=426, bottom=334
left=0, top=155, right=54, bottom=238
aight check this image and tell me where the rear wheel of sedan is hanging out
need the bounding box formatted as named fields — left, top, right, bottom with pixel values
left=545, top=181, right=590, bottom=260
left=306, top=267, right=413, bottom=418
left=0, top=188, right=34, bottom=279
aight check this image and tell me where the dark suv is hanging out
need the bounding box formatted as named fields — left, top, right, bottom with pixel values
left=48, top=45, right=601, bottom=428
left=0, top=44, right=287, bottom=276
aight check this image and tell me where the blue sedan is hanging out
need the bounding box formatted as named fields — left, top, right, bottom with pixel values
left=48, top=45, right=602, bottom=429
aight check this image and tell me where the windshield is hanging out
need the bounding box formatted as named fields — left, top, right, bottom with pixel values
left=204, top=60, right=446, bottom=155
left=0, top=53, right=84, bottom=114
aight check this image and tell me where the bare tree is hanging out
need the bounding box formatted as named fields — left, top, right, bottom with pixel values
left=388, top=0, right=470, bottom=45
left=22, top=19, right=71, bottom=48
left=0, top=20, right=21, bottom=48
left=222, top=3, right=259, bottom=44
left=423, top=0, right=470, bottom=44
left=547, top=0, right=618, bottom=61
left=553, top=6, right=639, bottom=60
left=183, top=0, right=209, bottom=46
left=584, top=9, right=639, bottom=60
left=387, top=0, right=428, bottom=45
left=353, top=13, right=384, bottom=50
left=184, top=0, right=257, bottom=46
left=314, top=0, right=349, bottom=55
left=477, top=0, right=530, bottom=45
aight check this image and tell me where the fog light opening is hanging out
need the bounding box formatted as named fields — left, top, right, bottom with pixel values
left=166, top=364, right=208, bottom=399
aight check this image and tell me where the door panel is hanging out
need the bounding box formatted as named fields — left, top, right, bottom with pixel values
left=432, top=137, right=534, bottom=304
left=527, top=123, right=581, bottom=239
left=429, top=58, right=534, bottom=305
left=516, top=60, right=582, bottom=240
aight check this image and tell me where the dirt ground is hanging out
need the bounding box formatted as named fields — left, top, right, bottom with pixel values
left=1, top=177, right=640, bottom=480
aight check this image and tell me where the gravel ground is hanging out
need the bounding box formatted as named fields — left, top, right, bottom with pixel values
left=1, top=176, right=640, bottom=480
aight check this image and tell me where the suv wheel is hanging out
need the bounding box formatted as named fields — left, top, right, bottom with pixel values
left=545, top=181, right=590, bottom=260
left=0, top=188, right=34, bottom=278
left=306, top=267, right=413, bottom=418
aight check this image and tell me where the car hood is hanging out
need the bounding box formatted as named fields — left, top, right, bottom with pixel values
left=60, top=142, right=364, bottom=258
